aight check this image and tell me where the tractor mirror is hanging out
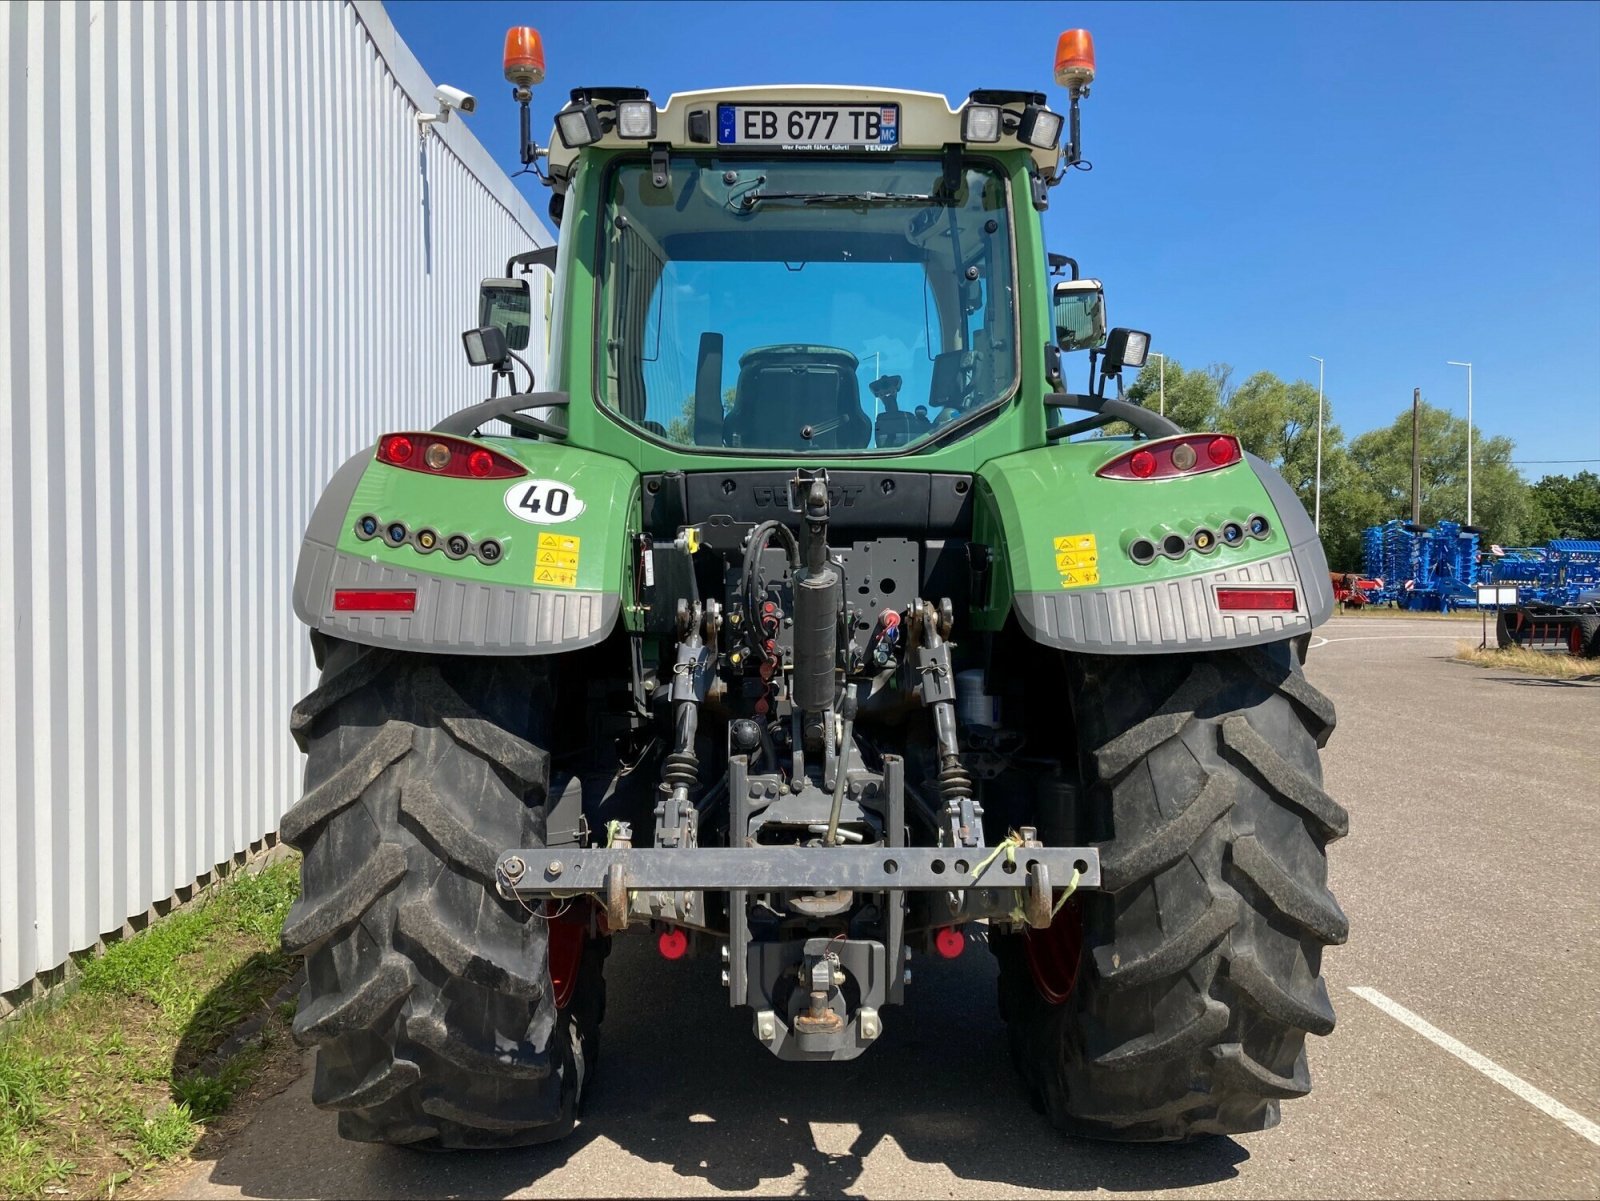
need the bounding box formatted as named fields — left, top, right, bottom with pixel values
left=478, top=276, right=532, bottom=352
left=1052, top=278, right=1106, bottom=352
left=461, top=325, right=508, bottom=367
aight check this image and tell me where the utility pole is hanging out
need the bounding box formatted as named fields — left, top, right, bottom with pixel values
left=1448, top=360, right=1473, bottom=525
left=1411, top=387, right=1422, bottom=527
left=1150, top=352, right=1166, bottom=416
left=1310, top=356, right=1324, bottom=532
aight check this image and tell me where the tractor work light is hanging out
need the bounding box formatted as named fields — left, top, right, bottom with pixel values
left=1055, top=29, right=1096, bottom=92
left=462, top=325, right=508, bottom=367
left=1017, top=103, right=1064, bottom=150
left=556, top=100, right=603, bottom=148
left=502, top=27, right=545, bottom=87
left=1105, top=328, right=1150, bottom=371
left=614, top=99, right=657, bottom=139
left=962, top=104, right=1002, bottom=143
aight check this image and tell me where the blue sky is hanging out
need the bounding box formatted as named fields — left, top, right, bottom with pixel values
left=388, top=0, right=1600, bottom=477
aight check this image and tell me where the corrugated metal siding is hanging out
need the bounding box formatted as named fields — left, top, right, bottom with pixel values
left=0, top=0, right=549, bottom=996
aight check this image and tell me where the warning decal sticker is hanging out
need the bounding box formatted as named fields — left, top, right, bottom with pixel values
left=1053, top=534, right=1100, bottom=588
left=534, top=532, right=580, bottom=588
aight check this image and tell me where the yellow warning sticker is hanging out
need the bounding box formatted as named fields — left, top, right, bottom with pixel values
left=1053, top=533, right=1099, bottom=588
left=534, top=533, right=581, bottom=588
left=1053, top=534, right=1097, bottom=553
left=536, top=547, right=579, bottom=569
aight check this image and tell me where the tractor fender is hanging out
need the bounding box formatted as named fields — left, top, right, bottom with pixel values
left=293, top=439, right=635, bottom=655
left=974, top=445, right=1333, bottom=655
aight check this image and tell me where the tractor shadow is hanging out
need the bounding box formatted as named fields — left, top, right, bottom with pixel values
left=576, top=937, right=1250, bottom=1195
left=199, top=936, right=1248, bottom=1197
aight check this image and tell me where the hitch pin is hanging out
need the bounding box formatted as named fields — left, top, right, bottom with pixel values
left=808, top=823, right=863, bottom=844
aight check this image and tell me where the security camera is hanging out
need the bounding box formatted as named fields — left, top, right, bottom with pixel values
left=435, top=85, right=476, bottom=115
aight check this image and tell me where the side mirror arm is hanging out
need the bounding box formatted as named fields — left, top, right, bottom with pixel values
left=1043, top=392, right=1181, bottom=441
left=434, top=391, right=571, bottom=439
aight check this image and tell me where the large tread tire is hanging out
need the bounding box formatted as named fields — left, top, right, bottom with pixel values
left=996, top=642, right=1347, bottom=1141
left=281, top=636, right=602, bottom=1149
left=1572, top=615, right=1600, bottom=658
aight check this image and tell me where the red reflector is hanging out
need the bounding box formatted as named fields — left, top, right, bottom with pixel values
left=381, top=434, right=414, bottom=464
left=333, top=589, right=417, bottom=613
left=656, top=928, right=688, bottom=960
left=1128, top=449, right=1157, bottom=478
left=468, top=448, right=494, bottom=477
left=934, top=926, right=966, bottom=959
left=1216, top=588, right=1297, bottom=612
left=1208, top=436, right=1238, bottom=465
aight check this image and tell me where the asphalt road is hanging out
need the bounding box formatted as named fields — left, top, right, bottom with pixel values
left=173, top=616, right=1600, bottom=1199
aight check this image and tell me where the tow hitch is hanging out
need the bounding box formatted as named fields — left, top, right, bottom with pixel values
left=497, top=839, right=1101, bottom=1060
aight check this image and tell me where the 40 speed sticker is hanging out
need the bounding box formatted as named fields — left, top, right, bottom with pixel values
left=505, top=479, right=585, bottom=524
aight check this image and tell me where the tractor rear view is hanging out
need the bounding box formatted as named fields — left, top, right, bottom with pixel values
left=281, top=26, right=1346, bottom=1149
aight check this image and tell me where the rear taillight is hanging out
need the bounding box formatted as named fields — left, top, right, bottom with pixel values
left=376, top=433, right=525, bottom=480
left=1216, top=587, right=1298, bottom=612
left=1098, top=434, right=1242, bottom=480
left=333, top=589, right=417, bottom=612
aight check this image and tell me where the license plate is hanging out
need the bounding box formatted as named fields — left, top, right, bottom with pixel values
left=717, top=104, right=899, bottom=150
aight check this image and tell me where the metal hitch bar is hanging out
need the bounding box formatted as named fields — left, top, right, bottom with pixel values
left=495, top=845, right=1101, bottom=898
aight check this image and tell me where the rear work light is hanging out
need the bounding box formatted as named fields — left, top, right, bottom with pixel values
left=376, top=433, right=526, bottom=480
left=1216, top=587, right=1298, bottom=612
left=1097, top=434, right=1242, bottom=481
left=333, top=589, right=417, bottom=613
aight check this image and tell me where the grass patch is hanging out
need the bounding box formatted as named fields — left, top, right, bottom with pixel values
left=1334, top=604, right=1480, bottom=620
left=1454, top=640, right=1600, bottom=680
left=0, top=856, right=300, bottom=1198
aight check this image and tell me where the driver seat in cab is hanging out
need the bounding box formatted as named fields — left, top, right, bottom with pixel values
left=724, top=344, right=871, bottom=450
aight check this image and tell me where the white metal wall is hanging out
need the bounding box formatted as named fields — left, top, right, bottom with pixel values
left=0, top=0, right=550, bottom=997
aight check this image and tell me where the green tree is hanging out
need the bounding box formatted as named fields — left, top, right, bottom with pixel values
left=1212, top=371, right=1375, bottom=570
left=665, top=386, right=736, bottom=443
left=1525, top=471, right=1600, bottom=542
left=1346, top=400, right=1532, bottom=547
left=1125, top=358, right=1224, bottom=431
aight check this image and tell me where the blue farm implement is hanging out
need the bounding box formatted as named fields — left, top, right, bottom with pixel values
left=1360, top=519, right=1481, bottom=611
left=1479, top=540, right=1600, bottom=606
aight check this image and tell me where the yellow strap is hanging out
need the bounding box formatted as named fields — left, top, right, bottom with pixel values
left=1050, top=866, right=1083, bottom=917
left=604, top=819, right=622, bottom=848
left=969, top=830, right=1022, bottom=880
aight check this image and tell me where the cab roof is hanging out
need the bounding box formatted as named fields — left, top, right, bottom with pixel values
left=544, top=84, right=1065, bottom=176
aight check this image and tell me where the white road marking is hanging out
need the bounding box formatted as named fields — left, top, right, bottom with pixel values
left=1350, top=986, right=1600, bottom=1148
left=1308, top=636, right=1329, bottom=649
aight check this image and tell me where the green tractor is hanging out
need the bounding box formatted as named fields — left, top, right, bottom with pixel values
left=282, top=26, right=1347, bottom=1149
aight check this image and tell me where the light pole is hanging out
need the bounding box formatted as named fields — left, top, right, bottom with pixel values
left=1150, top=352, right=1165, bottom=416
left=1309, top=356, right=1324, bottom=532
left=1447, top=360, right=1473, bottom=525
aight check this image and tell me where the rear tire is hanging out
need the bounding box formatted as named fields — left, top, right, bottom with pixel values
left=1571, top=615, right=1600, bottom=658
left=281, top=637, right=603, bottom=1149
left=995, top=642, right=1347, bottom=1141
